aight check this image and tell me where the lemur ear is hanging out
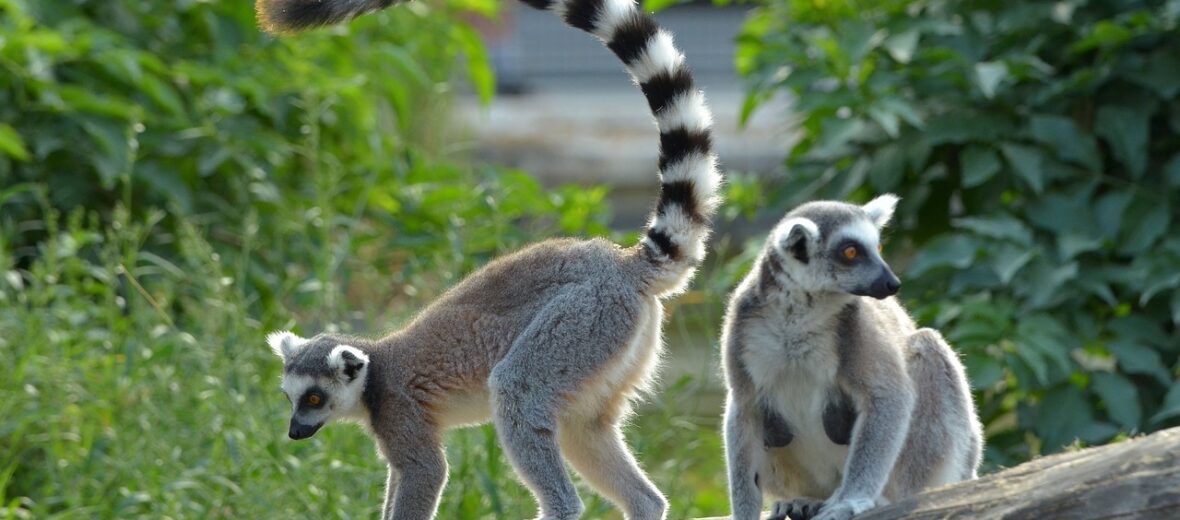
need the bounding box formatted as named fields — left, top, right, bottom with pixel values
left=863, top=194, right=900, bottom=229
left=328, top=345, right=369, bottom=383
left=267, top=330, right=308, bottom=361
left=773, top=217, right=820, bottom=264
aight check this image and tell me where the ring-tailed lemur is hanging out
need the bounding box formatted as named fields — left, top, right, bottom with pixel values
left=721, top=195, right=983, bottom=520
left=256, top=1, right=722, bottom=519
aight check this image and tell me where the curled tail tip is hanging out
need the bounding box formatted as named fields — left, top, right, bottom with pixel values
left=256, top=0, right=396, bottom=34
left=255, top=0, right=298, bottom=34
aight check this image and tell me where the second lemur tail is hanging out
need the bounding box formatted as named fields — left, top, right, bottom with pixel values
left=257, top=0, right=722, bottom=290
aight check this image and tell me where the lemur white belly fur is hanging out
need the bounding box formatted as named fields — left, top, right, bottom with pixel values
left=741, top=316, right=849, bottom=496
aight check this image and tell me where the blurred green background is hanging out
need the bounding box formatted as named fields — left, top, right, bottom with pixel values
left=1, top=0, right=1178, bottom=518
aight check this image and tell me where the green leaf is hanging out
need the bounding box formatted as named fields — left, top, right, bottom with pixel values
left=908, top=235, right=977, bottom=277
left=1071, top=20, right=1134, bottom=53
left=954, top=214, right=1033, bottom=245
left=926, top=112, right=1013, bottom=144
left=1034, top=385, right=1097, bottom=452
left=867, top=105, right=900, bottom=137
left=1109, top=315, right=1172, bottom=350
left=1029, top=114, right=1101, bottom=171
left=0, top=123, right=30, bottom=161
left=80, top=118, right=133, bottom=187
left=643, top=0, right=682, bottom=12
left=1026, top=188, right=1095, bottom=234
left=1150, top=382, right=1180, bottom=424
left=1095, top=105, right=1149, bottom=178
left=964, top=352, right=1004, bottom=390
left=1120, top=204, right=1169, bottom=255
left=1125, top=49, right=1180, bottom=98
left=452, top=24, right=495, bottom=105
left=1057, top=233, right=1103, bottom=260
left=868, top=144, right=906, bottom=191
left=1108, top=340, right=1171, bottom=385
left=1090, top=372, right=1141, bottom=429
left=1000, top=143, right=1044, bottom=193
left=1173, top=289, right=1180, bottom=326
left=1016, top=315, right=1074, bottom=380
left=1018, top=259, right=1078, bottom=309
left=960, top=146, right=1001, bottom=188
left=884, top=30, right=919, bottom=64
left=974, top=61, right=1008, bottom=99
left=879, top=98, right=922, bottom=127
left=139, top=74, right=185, bottom=117
left=1095, top=191, right=1132, bottom=240
left=989, top=244, right=1034, bottom=284
left=1165, top=153, right=1180, bottom=187
left=1075, top=276, right=1118, bottom=307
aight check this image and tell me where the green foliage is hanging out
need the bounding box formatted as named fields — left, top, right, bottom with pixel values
left=0, top=0, right=612, bottom=313
left=737, top=0, right=1180, bottom=465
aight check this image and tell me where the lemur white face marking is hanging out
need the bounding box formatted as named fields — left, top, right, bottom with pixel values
left=766, top=198, right=901, bottom=300
left=270, top=333, right=371, bottom=440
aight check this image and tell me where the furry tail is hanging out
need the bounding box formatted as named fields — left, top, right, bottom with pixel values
left=540, top=0, right=722, bottom=280
left=256, top=0, right=399, bottom=34
left=256, top=0, right=722, bottom=285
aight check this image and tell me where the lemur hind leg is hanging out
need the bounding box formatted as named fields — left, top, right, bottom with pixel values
left=490, top=285, right=646, bottom=520
left=559, top=420, right=667, bottom=519
left=558, top=305, right=666, bottom=520
left=886, top=328, right=983, bottom=499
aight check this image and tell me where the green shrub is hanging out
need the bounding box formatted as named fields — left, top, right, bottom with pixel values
left=0, top=0, right=609, bottom=318
left=736, top=0, right=1180, bottom=466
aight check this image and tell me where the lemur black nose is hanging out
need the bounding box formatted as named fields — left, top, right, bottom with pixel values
left=869, top=270, right=901, bottom=299
left=288, top=420, right=322, bottom=440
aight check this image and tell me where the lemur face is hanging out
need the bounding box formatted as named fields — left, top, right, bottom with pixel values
left=267, top=332, right=369, bottom=440
left=770, top=195, right=901, bottom=300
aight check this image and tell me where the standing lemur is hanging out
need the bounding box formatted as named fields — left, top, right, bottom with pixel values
left=256, top=1, right=721, bottom=519
left=722, top=196, right=984, bottom=520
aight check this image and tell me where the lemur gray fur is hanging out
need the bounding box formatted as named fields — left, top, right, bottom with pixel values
left=256, top=1, right=722, bottom=519
left=721, top=195, right=983, bottom=520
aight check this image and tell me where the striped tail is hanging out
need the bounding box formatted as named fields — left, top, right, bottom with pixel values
left=541, top=0, right=721, bottom=278
left=256, top=0, right=722, bottom=278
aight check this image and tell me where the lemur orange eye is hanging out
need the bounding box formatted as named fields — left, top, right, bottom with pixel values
left=843, top=246, right=858, bottom=260
left=307, top=394, right=322, bottom=407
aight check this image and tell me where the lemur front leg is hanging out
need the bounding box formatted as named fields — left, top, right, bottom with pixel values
left=381, top=440, right=448, bottom=520
left=815, top=388, right=914, bottom=520
left=770, top=497, right=824, bottom=520
left=724, top=395, right=771, bottom=520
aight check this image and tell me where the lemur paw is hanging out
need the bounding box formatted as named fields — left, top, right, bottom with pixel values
left=768, top=497, right=824, bottom=520
left=811, top=498, right=876, bottom=520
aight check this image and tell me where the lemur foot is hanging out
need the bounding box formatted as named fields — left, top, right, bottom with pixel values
left=812, top=498, right=876, bottom=520
left=769, top=498, right=824, bottom=520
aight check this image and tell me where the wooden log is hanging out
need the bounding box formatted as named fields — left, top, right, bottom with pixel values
left=698, top=426, right=1180, bottom=520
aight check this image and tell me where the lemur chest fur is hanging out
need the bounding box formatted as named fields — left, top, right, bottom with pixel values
left=740, top=306, right=858, bottom=448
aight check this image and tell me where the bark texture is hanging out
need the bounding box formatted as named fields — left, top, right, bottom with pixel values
left=698, top=426, right=1180, bottom=520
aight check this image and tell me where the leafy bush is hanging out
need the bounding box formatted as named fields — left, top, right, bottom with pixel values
left=0, top=0, right=608, bottom=317
left=736, top=0, right=1180, bottom=465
